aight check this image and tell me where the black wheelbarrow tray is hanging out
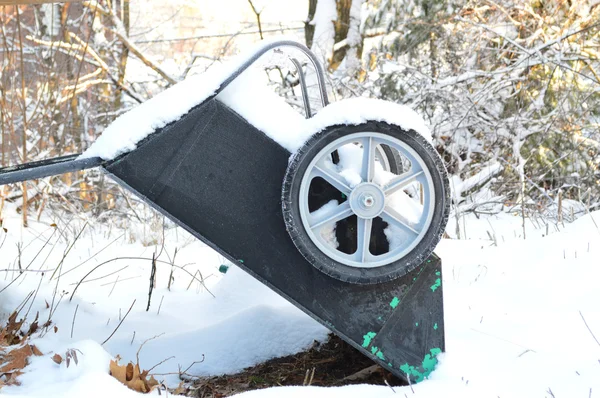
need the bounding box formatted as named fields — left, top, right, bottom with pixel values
left=0, top=39, right=450, bottom=383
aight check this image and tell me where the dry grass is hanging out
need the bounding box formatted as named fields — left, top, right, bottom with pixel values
left=187, top=334, right=405, bottom=398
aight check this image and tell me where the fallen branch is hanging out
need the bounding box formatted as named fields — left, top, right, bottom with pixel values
left=342, top=364, right=380, bottom=381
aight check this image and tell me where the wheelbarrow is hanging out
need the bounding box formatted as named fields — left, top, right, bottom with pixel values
left=0, top=40, right=450, bottom=383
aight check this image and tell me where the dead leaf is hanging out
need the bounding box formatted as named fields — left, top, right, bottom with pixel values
left=109, top=358, right=159, bottom=393
left=63, top=348, right=82, bottom=368
left=24, top=313, right=39, bottom=338
left=52, top=353, right=63, bottom=365
left=0, top=344, right=39, bottom=374
left=31, top=345, right=43, bottom=356
left=2, top=371, right=22, bottom=386
left=1, top=312, right=25, bottom=346
left=173, top=381, right=186, bottom=395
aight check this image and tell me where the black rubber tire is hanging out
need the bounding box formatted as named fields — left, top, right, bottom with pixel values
left=281, top=121, right=450, bottom=285
left=380, top=144, right=404, bottom=174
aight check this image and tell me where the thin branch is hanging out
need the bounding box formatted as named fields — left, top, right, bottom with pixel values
left=102, top=299, right=136, bottom=345
left=247, top=0, right=264, bottom=40
left=70, top=304, right=79, bottom=339
left=580, top=310, right=600, bottom=348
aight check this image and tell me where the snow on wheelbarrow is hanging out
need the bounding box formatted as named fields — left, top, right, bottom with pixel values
left=0, top=39, right=450, bottom=383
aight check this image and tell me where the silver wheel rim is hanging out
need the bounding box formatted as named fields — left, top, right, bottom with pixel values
left=299, top=132, right=436, bottom=268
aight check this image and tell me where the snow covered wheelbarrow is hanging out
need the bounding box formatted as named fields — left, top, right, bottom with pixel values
left=0, top=40, right=449, bottom=383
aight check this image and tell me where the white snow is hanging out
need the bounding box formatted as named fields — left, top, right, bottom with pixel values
left=0, top=203, right=327, bottom=397
left=218, top=69, right=433, bottom=152
left=309, top=199, right=340, bottom=248
left=2, top=203, right=600, bottom=398
left=80, top=38, right=304, bottom=160
left=82, top=39, right=432, bottom=160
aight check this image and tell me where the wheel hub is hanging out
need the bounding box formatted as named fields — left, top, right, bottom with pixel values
left=349, top=183, right=385, bottom=219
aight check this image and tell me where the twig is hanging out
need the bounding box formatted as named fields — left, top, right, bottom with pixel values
left=167, top=248, right=177, bottom=291
left=157, top=295, right=164, bottom=315
left=101, top=275, right=140, bottom=287
left=15, top=290, right=35, bottom=316
left=71, top=304, right=79, bottom=339
left=186, top=270, right=199, bottom=291
left=69, top=265, right=129, bottom=285
left=152, top=358, right=205, bottom=379
left=308, top=367, right=315, bottom=386
left=102, top=299, right=136, bottom=345
left=383, top=378, right=396, bottom=394
left=406, top=372, right=414, bottom=393
left=50, top=222, right=88, bottom=280
left=136, top=333, right=165, bottom=364
left=580, top=310, right=600, bottom=348
left=69, top=256, right=197, bottom=301
left=59, top=233, right=124, bottom=278
left=24, top=272, right=44, bottom=319
left=0, top=229, right=57, bottom=295
left=146, top=356, right=175, bottom=373
left=109, top=275, right=120, bottom=297
left=146, top=253, right=156, bottom=311
left=133, top=26, right=303, bottom=43
left=247, top=0, right=264, bottom=40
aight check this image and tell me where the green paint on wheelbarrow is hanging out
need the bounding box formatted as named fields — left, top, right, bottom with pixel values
left=218, top=264, right=229, bottom=274
left=399, top=348, right=442, bottom=383
left=362, top=331, right=377, bottom=348
left=430, top=278, right=441, bottom=292
left=370, top=346, right=386, bottom=360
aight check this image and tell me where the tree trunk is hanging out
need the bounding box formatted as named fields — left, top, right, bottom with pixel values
left=305, top=0, right=318, bottom=49
left=330, top=0, right=352, bottom=70
left=116, top=0, right=129, bottom=108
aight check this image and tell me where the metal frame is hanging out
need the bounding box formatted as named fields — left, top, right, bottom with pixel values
left=0, top=155, right=105, bottom=185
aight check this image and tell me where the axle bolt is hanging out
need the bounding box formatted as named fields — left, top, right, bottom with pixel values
left=363, top=195, right=375, bottom=208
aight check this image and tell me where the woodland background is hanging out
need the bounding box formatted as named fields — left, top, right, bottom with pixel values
left=0, top=0, right=599, bottom=234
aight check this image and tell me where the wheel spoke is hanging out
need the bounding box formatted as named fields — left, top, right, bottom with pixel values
left=312, top=165, right=352, bottom=196
left=309, top=202, right=353, bottom=230
left=356, top=217, right=373, bottom=263
left=381, top=206, right=420, bottom=236
left=361, top=137, right=376, bottom=183
left=383, top=170, right=424, bottom=196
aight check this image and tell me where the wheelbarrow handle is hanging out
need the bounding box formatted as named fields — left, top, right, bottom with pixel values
left=219, top=40, right=330, bottom=108
left=0, top=154, right=105, bottom=185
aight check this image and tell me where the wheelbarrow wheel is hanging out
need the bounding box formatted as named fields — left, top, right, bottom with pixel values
left=378, top=144, right=404, bottom=174
left=282, top=121, right=450, bottom=284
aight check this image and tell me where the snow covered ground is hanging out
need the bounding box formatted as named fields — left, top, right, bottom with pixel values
left=1, top=202, right=599, bottom=397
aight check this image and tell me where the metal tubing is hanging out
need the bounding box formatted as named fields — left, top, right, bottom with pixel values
left=217, top=40, right=329, bottom=107
left=289, top=57, right=312, bottom=118
left=0, top=155, right=105, bottom=185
